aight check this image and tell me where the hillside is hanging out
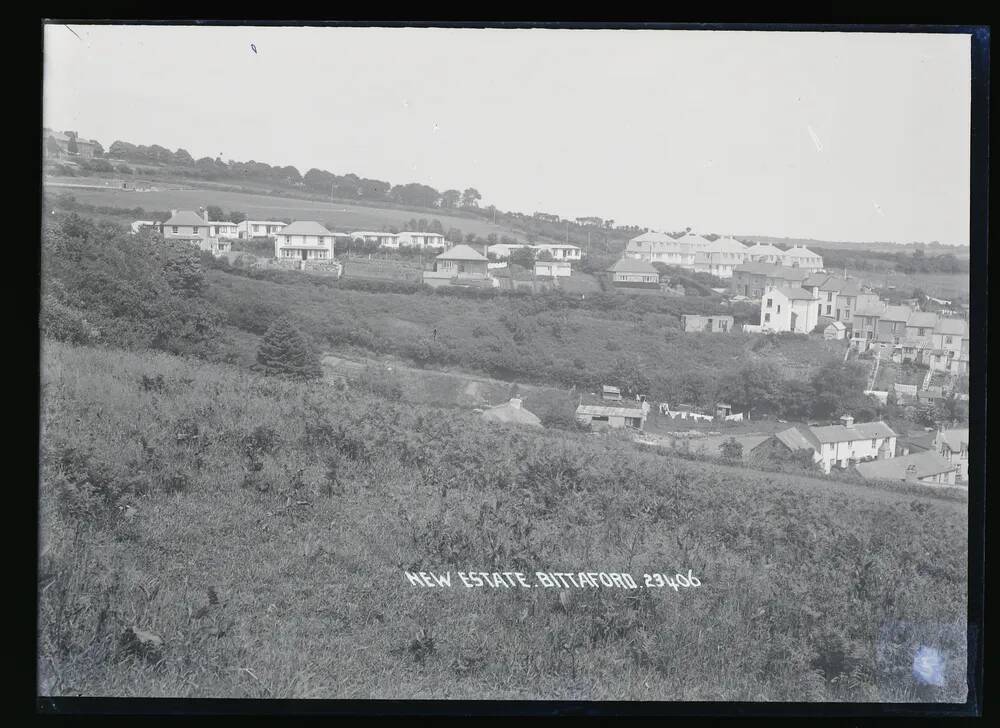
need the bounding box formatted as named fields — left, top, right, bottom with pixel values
left=38, top=341, right=967, bottom=700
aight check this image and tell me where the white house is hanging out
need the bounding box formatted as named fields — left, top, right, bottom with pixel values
left=396, top=231, right=447, bottom=249
left=273, top=221, right=336, bottom=260
left=351, top=231, right=399, bottom=248
left=130, top=220, right=158, bottom=234
left=236, top=220, right=288, bottom=239
left=781, top=244, right=825, bottom=271
left=533, top=243, right=582, bottom=261
left=935, top=428, right=968, bottom=482
left=207, top=221, right=239, bottom=238
left=694, top=236, right=749, bottom=278
left=624, top=232, right=710, bottom=268
left=534, top=260, right=572, bottom=277
left=487, top=243, right=529, bottom=259
left=760, top=285, right=820, bottom=333
left=160, top=210, right=231, bottom=256
left=744, top=242, right=786, bottom=265
left=808, top=415, right=898, bottom=474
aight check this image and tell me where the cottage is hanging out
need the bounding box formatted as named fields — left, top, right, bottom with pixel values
left=480, top=397, right=542, bottom=428
left=760, top=286, right=820, bottom=334
left=609, top=257, right=659, bottom=284
left=236, top=220, right=288, bottom=239
left=935, top=428, right=968, bottom=482
left=806, top=415, right=897, bottom=474
left=680, top=314, right=734, bottom=333
left=749, top=426, right=818, bottom=465
left=273, top=221, right=336, bottom=260
left=855, top=450, right=957, bottom=486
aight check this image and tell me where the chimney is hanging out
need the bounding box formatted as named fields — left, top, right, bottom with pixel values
left=170, top=209, right=177, bottom=217
left=509, top=397, right=522, bottom=409
left=841, top=414, right=854, bottom=427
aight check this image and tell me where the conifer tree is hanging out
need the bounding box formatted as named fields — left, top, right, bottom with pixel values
left=255, top=317, right=323, bottom=379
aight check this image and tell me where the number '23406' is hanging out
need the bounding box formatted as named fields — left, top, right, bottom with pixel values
left=643, top=571, right=701, bottom=590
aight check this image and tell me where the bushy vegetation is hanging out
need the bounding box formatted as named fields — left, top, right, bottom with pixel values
left=38, top=342, right=967, bottom=700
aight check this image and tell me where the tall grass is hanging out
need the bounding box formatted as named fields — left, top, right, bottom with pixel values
left=38, top=341, right=967, bottom=700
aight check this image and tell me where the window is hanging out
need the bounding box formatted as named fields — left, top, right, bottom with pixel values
left=872, top=438, right=877, bottom=448
left=826, top=305, right=831, bottom=314
left=946, top=336, right=953, bottom=344
left=171, top=226, right=178, bottom=233
left=764, top=313, right=771, bottom=323
left=193, top=227, right=199, bottom=234
left=777, top=305, right=781, bottom=313
left=827, top=292, right=833, bottom=302
left=766, top=298, right=773, bottom=308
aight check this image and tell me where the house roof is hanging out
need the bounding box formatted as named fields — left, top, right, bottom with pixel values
left=352, top=230, right=397, bottom=237
left=534, top=243, right=581, bottom=251
left=481, top=399, right=542, bottom=428
left=855, top=303, right=888, bottom=318
left=817, top=276, right=862, bottom=296
left=734, top=262, right=811, bottom=280
left=907, top=311, right=939, bottom=328
left=772, top=286, right=817, bottom=301
left=164, top=210, right=208, bottom=227
left=937, top=428, right=968, bottom=452
left=803, top=274, right=832, bottom=287
left=627, top=231, right=677, bottom=247
left=240, top=220, right=287, bottom=226
left=783, top=245, right=821, bottom=259
left=899, top=431, right=937, bottom=451
left=277, top=221, right=335, bottom=236
left=437, top=244, right=488, bottom=261
left=609, top=257, right=659, bottom=274
left=398, top=231, right=445, bottom=238
left=855, top=451, right=956, bottom=481
left=881, top=305, right=913, bottom=322
left=708, top=236, right=749, bottom=253
left=745, top=243, right=785, bottom=256
left=825, top=320, right=847, bottom=330
left=772, top=426, right=819, bottom=451
left=808, top=420, right=897, bottom=444
left=934, top=317, right=967, bottom=336
left=576, top=404, right=646, bottom=418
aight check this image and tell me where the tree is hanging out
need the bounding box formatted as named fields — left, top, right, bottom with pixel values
left=719, top=437, right=743, bottom=462
left=45, top=136, right=63, bottom=158
left=440, top=189, right=461, bottom=209
left=461, top=188, right=482, bottom=208
left=229, top=211, right=247, bottom=224
left=206, top=205, right=225, bottom=222
left=255, top=317, right=323, bottom=380
left=174, top=148, right=195, bottom=165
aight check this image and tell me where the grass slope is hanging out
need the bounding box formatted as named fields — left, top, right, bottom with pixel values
left=39, top=342, right=967, bottom=700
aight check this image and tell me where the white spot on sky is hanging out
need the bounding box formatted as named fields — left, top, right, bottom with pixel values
left=402, top=99, right=409, bottom=108
left=873, top=201, right=884, bottom=216
left=432, top=123, right=440, bottom=132
left=807, top=125, right=823, bottom=153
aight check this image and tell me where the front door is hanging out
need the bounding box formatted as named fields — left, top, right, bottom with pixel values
left=790, top=312, right=798, bottom=331
left=301, top=250, right=307, bottom=261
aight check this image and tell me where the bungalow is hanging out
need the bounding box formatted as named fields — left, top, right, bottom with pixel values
left=207, top=220, right=240, bottom=238
left=273, top=221, right=336, bottom=260
left=807, top=415, right=897, bottom=474
left=533, top=243, right=582, bottom=261
left=351, top=231, right=399, bottom=248
left=534, top=260, right=572, bottom=278
left=680, top=314, right=734, bottom=333
left=855, top=450, right=957, bottom=485
left=760, top=285, right=820, bottom=333
left=609, top=257, right=660, bottom=285
left=781, top=244, right=825, bottom=271
left=236, top=220, right=288, bottom=239
left=486, top=243, right=529, bottom=260
left=575, top=400, right=649, bottom=431
left=424, top=244, right=491, bottom=286
left=396, top=231, right=447, bottom=249
left=935, top=428, right=968, bottom=482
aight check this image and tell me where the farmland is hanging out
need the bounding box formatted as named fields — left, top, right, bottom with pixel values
left=38, top=341, right=968, bottom=700
left=43, top=176, right=533, bottom=242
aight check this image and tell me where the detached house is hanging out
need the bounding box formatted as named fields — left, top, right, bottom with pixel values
left=807, top=415, right=898, bottom=474
left=534, top=243, right=582, bottom=261
left=609, top=257, right=660, bottom=285
left=207, top=221, right=239, bottom=238
left=396, top=232, right=447, bottom=250
left=693, top=237, right=749, bottom=279
left=744, top=243, right=786, bottom=265
left=781, top=244, right=825, bottom=271
left=237, top=220, right=287, bottom=239
left=161, top=210, right=231, bottom=255
left=760, top=286, right=819, bottom=333
left=351, top=231, right=399, bottom=248
left=273, top=221, right=336, bottom=260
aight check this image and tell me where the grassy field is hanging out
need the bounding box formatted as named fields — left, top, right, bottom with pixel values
left=38, top=341, right=968, bottom=701
left=44, top=177, right=532, bottom=242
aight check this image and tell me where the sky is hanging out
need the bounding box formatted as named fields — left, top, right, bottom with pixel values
left=43, top=25, right=972, bottom=244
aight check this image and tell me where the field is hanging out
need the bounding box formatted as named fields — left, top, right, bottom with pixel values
left=38, top=341, right=968, bottom=700
left=44, top=177, right=532, bottom=242
left=857, top=272, right=970, bottom=302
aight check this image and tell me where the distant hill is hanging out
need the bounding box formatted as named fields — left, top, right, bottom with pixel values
left=736, top=235, right=969, bottom=257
